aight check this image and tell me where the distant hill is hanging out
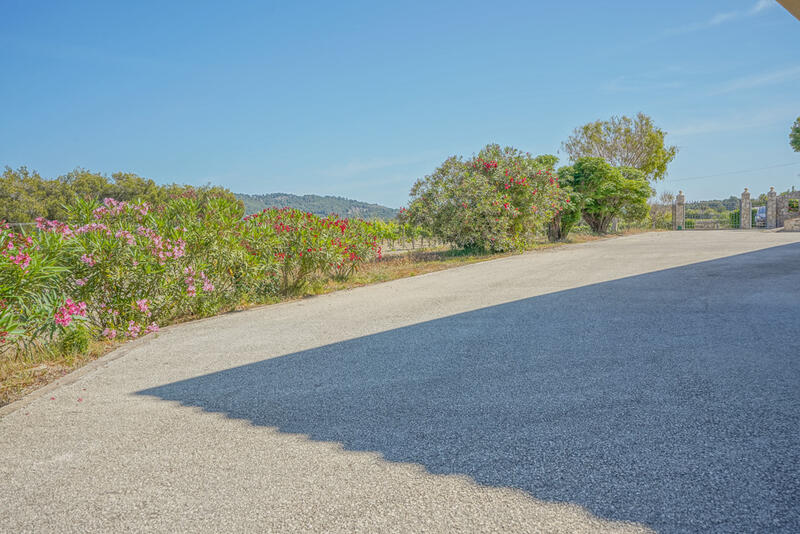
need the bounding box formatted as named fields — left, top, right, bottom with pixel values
left=236, top=192, right=399, bottom=220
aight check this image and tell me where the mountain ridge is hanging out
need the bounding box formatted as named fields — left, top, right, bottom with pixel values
left=235, top=192, right=399, bottom=220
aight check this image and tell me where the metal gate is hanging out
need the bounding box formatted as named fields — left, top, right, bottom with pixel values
left=684, top=199, right=741, bottom=230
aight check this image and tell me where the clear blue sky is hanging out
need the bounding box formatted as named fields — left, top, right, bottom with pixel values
left=1, top=0, right=798, bottom=207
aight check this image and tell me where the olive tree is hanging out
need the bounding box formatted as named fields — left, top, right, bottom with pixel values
left=562, top=113, right=677, bottom=182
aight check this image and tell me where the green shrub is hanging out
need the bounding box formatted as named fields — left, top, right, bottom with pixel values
left=407, top=144, right=569, bottom=252
left=59, top=327, right=91, bottom=355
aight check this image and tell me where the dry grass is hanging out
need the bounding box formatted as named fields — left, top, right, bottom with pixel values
left=0, top=340, right=118, bottom=407
left=0, top=229, right=652, bottom=408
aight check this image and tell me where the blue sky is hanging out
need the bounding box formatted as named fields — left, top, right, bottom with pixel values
left=1, top=0, right=798, bottom=207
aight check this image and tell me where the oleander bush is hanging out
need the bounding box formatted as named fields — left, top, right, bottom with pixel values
left=0, top=192, right=382, bottom=356
left=406, top=144, right=570, bottom=252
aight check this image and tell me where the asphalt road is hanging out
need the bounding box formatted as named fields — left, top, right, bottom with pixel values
left=2, top=231, right=799, bottom=533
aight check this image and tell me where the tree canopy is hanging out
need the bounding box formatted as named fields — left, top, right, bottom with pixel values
left=790, top=116, right=800, bottom=152
left=558, top=157, right=653, bottom=234
left=561, top=113, right=677, bottom=182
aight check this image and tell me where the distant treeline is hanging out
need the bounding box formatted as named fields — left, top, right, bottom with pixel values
left=236, top=192, right=399, bottom=220
left=1, top=166, right=241, bottom=223
left=1, top=166, right=400, bottom=224
left=685, top=196, right=741, bottom=213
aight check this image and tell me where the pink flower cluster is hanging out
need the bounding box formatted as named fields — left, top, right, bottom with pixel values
left=183, top=266, right=214, bottom=296
left=127, top=321, right=141, bottom=338
left=8, top=252, right=31, bottom=271
left=80, top=254, right=96, bottom=266
left=92, top=198, right=150, bottom=220
left=200, top=271, right=214, bottom=292
left=115, top=230, right=136, bottom=245
left=124, top=321, right=158, bottom=339
left=102, top=328, right=117, bottom=340
left=137, top=225, right=186, bottom=264
left=54, top=299, right=87, bottom=327
left=74, top=223, right=111, bottom=236
left=1, top=231, right=35, bottom=272
left=135, top=298, right=151, bottom=317
left=36, top=218, right=73, bottom=237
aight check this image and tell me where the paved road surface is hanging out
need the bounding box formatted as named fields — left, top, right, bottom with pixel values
left=2, top=231, right=799, bottom=533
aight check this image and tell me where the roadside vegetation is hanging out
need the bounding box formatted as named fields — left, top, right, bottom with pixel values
left=2, top=112, right=680, bottom=406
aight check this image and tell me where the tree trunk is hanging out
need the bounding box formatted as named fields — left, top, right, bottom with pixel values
left=547, top=215, right=564, bottom=242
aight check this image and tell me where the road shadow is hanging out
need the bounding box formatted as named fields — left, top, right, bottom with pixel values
left=139, top=243, right=800, bottom=533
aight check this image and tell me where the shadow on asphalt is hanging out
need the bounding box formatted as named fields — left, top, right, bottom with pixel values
left=139, top=243, right=800, bottom=533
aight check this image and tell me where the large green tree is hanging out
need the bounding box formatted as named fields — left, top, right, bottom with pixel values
left=790, top=116, right=800, bottom=152
left=561, top=113, right=677, bottom=182
left=558, top=157, right=653, bottom=234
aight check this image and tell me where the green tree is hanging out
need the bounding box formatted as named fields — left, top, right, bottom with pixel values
left=110, top=172, right=163, bottom=203
left=1, top=166, right=70, bottom=222
left=558, top=157, right=653, bottom=234
left=790, top=116, right=800, bottom=152
left=561, top=113, right=677, bottom=181
left=57, top=168, right=113, bottom=202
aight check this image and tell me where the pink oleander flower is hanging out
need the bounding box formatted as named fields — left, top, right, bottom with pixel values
left=127, top=321, right=141, bottom=339
left=54, top=299, right=87, bottom=327
left=184, top=266, right=198, bottom=295
left=75, top=278, right=87, bottom=286
left=171, top=239, right=186, bottom=259
left=115, top=230, right=135, bottom=245
left=54, top=308, right=72, bottom=327
left=102, top=198, right=127, bottom=215
left=9, top=252, right=31, bottom=270
left=80, top=254, right=96, bottom=266
left=145, top=322, right=159, bottom=334
left=135, top=298, right=151, bottom=316
left=102, top=328, right=117, bottom=339
left=75, top=223, right=111, bottom=236
left=199, top=271, right=214, bottom=292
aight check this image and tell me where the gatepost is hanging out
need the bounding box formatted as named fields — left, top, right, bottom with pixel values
left=767, top=186, right=777, bottom=229
left=673, top=191, right=685, bottom=230
left=740, top=188, right=751, bottom=229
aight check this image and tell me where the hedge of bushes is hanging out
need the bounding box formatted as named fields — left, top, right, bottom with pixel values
left=1, top=193, right=381, bottom=356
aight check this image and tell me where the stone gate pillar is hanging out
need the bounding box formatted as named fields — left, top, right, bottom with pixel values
left=740, top=188, right=751, bottom=229
left=673, top=190, right=685, bottom=230
left=767, top=186, right=777, bottom=229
